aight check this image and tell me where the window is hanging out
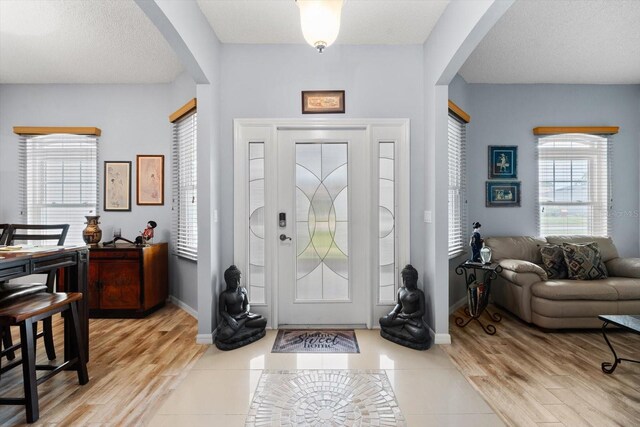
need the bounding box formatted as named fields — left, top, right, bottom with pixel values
left=379, top=142, right=396, bottom=303
left=19, top=133, right=99, bottom=245
left=172, top=106, right=198, bottom=260
left=537, top=133, right=611, bottom=236
left=248, top=142, right=265, bottom=303
left=448, top=110, right=467, bottom=257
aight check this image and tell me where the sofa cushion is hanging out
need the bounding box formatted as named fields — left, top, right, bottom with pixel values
left=485, top=236, right=547, bottom=264
left=546, top=235, right=619, bottom=262
left=531, top=279, right=618, bottom=301
left=608, top=278, right=640, bottom=300
left=562, top=242, right=608, bottom=280
left=499, top=259, right=548, bottom=280
left=606, top=257, right=640, bottom=279
left=500, top=269, right=545, bottom=288
left=540, top=245, right=568, bottom=279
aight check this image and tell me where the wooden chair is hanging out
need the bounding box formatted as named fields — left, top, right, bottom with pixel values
left=0, top=224, right=9, bottom=245
left=1, top=224, right=70, bottom=361
left=0, top=292, right=88, bottom=423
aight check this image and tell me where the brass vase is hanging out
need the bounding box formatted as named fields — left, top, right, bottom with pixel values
left=82, top=215, right=102, bottom=244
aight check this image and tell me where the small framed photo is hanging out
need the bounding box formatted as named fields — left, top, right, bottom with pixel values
left=302, top=90, right=345, bottom=114
left=488, top=145, right=518, bottom=179
left=486, top=181, right=521, bottom=207
left=136, top=155, right=164, bottom=205
left=104, top=161, right=131, bottom=211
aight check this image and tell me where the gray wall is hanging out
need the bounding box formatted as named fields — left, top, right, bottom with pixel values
left=467, top=84, right=640, bottom=258
left=219, top=44, right=425, bottom=270
left=0, top=81, right=199, bottom=313
left=169, top=71, right=198, bottom=312
left=0, top=84, right=172, bottom=241
left=447, top=77, right=640, bottom=311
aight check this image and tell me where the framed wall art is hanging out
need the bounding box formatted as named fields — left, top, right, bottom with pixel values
left=104, top=161, right=131, bottom=211
left=302, top=90, right=345, bottom=114
left=488, top=145, right=518, bottom=179
left=486, top=181, right=521, bottom=207
left=136, top=155, right=164, bottom=205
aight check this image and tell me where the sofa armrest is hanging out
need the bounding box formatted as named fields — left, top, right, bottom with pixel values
left=498, top=259, right=548, bottom=281
left=605, top=257, right=640, bottom=278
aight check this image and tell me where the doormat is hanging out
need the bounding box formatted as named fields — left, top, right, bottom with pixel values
left=271, top=329, right=360, bottom=353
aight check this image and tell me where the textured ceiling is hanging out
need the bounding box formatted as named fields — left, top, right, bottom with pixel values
left=0, top=0, right=183, bottom=84
left=1, top=0, right=638, bottom=85
left=196, top=0, right=450, bottom=45
left=459, top=0, right=640, bottom=84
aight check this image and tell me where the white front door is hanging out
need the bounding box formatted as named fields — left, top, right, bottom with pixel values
left=277, top=129, right=369, bottom=326
left=234, top=119, right=410, bottom=329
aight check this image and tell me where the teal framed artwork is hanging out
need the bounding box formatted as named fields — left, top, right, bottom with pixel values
left=488, top=146, right=518, bottom=179
left=486, top=181, right=521, bottom=207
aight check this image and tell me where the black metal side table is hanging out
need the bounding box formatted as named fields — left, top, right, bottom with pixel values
left=454, top=261, right=503, bottom=335
left=598, top=314, right=640, bottom=374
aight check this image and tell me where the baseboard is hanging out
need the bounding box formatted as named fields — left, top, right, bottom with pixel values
left=168, top=296, right=197, bottom=319
left=196, top=333, right=213, bottom=345
left=449, top=296, right=467, bottom=314
left=429, top=327, right=452, bottom=345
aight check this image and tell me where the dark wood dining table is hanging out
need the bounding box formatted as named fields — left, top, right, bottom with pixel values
left=0, top=245, right=89, bottom=361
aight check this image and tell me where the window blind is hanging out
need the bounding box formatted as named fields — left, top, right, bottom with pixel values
left=172, top=111, right=198, bottom=260
left=448, top=114, right=467, bottom=257
left=19, top=133, right=99, bottom=245
left=537, top=133, right=612, bottom=236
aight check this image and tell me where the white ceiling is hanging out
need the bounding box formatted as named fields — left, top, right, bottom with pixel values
left=0, top=0, right=638, bottom=85
left=0, top=0, right=183, bottom=84
left=196, top=0, right=450, bottom=45
left=459, top=0, right=640, bottom=84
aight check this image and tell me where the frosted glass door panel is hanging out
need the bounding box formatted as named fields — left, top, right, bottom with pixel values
left=379, top=142, right=396, bottom=303
left=249, top=142, right=265, bottom=303
left=296, top=143, right=349, bottom=301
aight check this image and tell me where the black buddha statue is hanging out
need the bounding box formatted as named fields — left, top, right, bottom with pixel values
left=379, top=264, right=432, bottom=350
left=214, top=265, right=267, bottom=350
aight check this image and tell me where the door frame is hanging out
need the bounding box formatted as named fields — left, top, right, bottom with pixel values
left=234, top=118, right=410, bottom=329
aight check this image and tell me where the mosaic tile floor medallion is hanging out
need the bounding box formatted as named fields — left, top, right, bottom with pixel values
left=245, top=370, right=406, bottom=427
left=271, top=330, right=360, bottom=353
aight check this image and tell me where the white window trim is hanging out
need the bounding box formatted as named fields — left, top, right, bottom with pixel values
left=536, top=133, right=612, bottom=237
left=447, top=113, right=467, bottom=258
left=172, top=111, right=198, bottom=260
left=18, top=133, right=99, bottom=246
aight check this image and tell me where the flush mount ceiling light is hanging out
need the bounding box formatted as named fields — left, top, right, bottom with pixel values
left=296, top=0, right=344, bottom=53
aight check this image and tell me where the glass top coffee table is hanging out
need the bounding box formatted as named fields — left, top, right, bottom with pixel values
left=598, top=314, right=640, bottom=374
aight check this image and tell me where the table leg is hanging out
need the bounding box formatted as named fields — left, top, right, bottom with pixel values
left=601, top=321, right=619, bottom=373
left=601, top=320, right=640, bottom=374
left=455, top=309, right=497, bottom=335
left=64, top=249, right=89, bottom=363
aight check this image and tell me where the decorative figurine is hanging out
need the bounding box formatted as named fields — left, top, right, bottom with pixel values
left=102, top=220, right=158, bottom=247
left=379, top=264, right=432, bottom=350
left=214, top=265, right=267, bottom=350
left=140, top=220, right=157, bottom=245
left=469, top=221, right=483, bottom=262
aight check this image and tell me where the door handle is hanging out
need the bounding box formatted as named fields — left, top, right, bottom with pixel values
left=279, top=234, right=292, bottom=241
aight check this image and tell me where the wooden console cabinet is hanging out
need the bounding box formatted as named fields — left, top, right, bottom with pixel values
left=88, top=242, right=168, bottom=318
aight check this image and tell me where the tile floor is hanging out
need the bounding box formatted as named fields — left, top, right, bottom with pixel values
left=149, top=330, right=504, bottom=427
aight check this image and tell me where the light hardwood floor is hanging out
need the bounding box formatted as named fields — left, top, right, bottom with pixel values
left=444, top=305, right=640, bottom=427
left=0, top=303, right=207, bottom=426
left=3, top=302, right=638, bottom=426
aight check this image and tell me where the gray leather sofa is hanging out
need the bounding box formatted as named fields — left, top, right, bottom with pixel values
left=485, top=236, right=640, bottom=329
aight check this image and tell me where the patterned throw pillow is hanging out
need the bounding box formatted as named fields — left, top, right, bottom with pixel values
left=540, top=245, right=568, bottom=279
left=562, top=242, right=608, bottom=280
